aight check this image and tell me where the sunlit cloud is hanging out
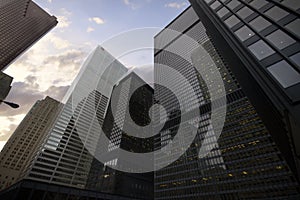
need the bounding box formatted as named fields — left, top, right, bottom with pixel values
left=165, top=2, right=187, bottom=9
left=86, top=26, right=95, bottom=33
left=88, top=17, right=105, bottom=24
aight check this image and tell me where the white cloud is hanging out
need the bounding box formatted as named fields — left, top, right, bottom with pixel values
left=47, top=0, right=52, bottom=3
left=123, top=0, right=139, bottom=10
left=57, top=15, right=71, bottom=28
left=88, top=17, right=105, bottom=25
left=86, top=27, right=95, bottom=33
left=165, top=2, right=188, bottom=9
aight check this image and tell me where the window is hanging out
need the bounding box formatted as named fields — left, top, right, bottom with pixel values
left=249, top=16, right=271, bottom=32
left=227, top=0, right=240, bottom=10
left=248, top=40, right=275, bottom=60
left=250, top=0, right=268, bottom=9
left=267, top=61, right=300, bottom=88
left=290, top=52, right=300, bottom=66
left=217, top=7, right=229, bottom=18
left=285, top=19, right=300, bottom=37
left=205, top=0, right=213, bottom=3
left=282, top=0, right=300, bottom=10
left=211, top=1, right=221, bottom=10
left=235, top=26, right=255, bottom=41
left=266, top=30, right=296, bottom=50
left=224, top=15, right=240, bottom=28
left=265, top=6, right=289, bottom=21
left=237, top=7, right=254, bottom=19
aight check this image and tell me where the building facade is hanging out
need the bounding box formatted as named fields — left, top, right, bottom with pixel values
left=0, top=0, right=57, bottom=70
left=87, top=72, right=154, bottom=199
left=0, top=96, right=62, bottom=191
left=154, top=5, right=300, bottom=199
left=190, top=0, right=300, bottom=183
left=19, top=46, right=128, bottom=190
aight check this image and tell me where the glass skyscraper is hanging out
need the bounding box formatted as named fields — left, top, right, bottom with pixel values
left=154, top=6, right=300, bottom=199
left=0, top=0, right=57, bottom=70
left=20, top=46, right=128, bottom=189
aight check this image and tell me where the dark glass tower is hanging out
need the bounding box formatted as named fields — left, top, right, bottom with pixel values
left=87, top=72, right=154, bottom=200
left=0, top=0, right=57, bottom=70
left=154, top=6, right=300, bottom=199
left=189, top=0, right=300, bottom=183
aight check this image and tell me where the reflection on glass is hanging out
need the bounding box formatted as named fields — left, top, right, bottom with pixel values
left=285, top=19, right=300, bottom=37
left=266, top=30, right=296, bottom=50
left=267, top=60, right=300, bottom=88
left=237, top=6, right=253, bottom=19
left=249, top=16, right=271, bottom=32
left=265, top=6, right=289, bottom=21
left=224, top=15, right=240, bottom=28
left=248, top=40, right=275, bottom=60
left=234, top=26, right=255, bottom=41
left=217, top=7, right=230, bottom=18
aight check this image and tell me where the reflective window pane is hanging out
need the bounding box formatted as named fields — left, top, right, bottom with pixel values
left=266, top=30, right=296, bottom=50
left=217, top=7, right=230, bottom=18
left=211, top=1, right=221, bottom=10
left=224, top=15, right=240, bottom=28
left=282, top=0, right=300, bottom=10
left=285, top=19, right=300, bottom=37
left=250, top=0, right=268, bottom=9
left=248, top=40, right=275, bottom=60
left=205, top=0, right=213, bottom=3
left=235, top=26, right=255, bottom=41
left=237, top=7, right=254, bottom=19
left=249, top=16, right=271, bottom=32
left=227, top=0, right=241, bottom=10
left=290, top=52, right=300, bottom=67
left=267, top=60, right=300, bottom=88
left=265, top=6, right=289, bottom=21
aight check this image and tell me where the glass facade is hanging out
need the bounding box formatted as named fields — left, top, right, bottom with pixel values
left=0, top=0, right=57, bottom=70
left=20, top=46, right=128, bottom=189
left=154, top=5, right=300, bottom=199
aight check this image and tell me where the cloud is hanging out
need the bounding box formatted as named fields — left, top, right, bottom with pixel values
left=86, top=27, right=95, bottom=33
left=47, top=0, right=52, bottom=3
left=123, top=0, right=139, bottom=9
left=88, top=17, right=105, bottom=24
left=165, top=2, right=188, bottom=9
left=57, top=15, right=71, bottom=28
left=44, top=85, right=70, bottom=101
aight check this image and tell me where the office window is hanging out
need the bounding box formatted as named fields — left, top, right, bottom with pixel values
left=227, top=0, right=240, bottom=10
left=267, top=61, right=300, bottom=88
left=250, top=0, right=268, bottom=9
left=285, top=19, right=300, bottom=37
left=290, top=52, right=300, bottom=66
left=248, top=40, right=275, bottom=60
left=281, top=0, right=300, bottom=10
left=217, top=7, right=230, bottom=18
left=211, top=1, right=221, bottom=10
left=224, top=15, right=240, bottom=28
left=266, top=30, right=296, bottom=50
left=235, top=26, right=255, bottom=41
left=237, top=6, right=254, bottom=19
left=249, top=16, right=271, bottom=32
left=265, top=6, right=289, bottom=21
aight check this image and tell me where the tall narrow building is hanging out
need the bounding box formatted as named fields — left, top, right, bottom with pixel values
left=154, top=6, right=300, bottom=199
left=87, top=72, right=154, bottom=199
left=0, top=96, right=62, bottom=190
left=0, top=0, right=57, bottom=70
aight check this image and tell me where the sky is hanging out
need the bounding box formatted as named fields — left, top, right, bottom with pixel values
left=0, top=0, right=189, bottom=151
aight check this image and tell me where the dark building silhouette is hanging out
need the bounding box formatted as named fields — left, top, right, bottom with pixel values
left=87, top=72, right=154, bottom=200
left=154, top=5, right=300, bottom=199
left=0, top=0, right=57, bottom=70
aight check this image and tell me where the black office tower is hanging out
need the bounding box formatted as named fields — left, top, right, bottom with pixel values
left=154, top=5, right=300, bottom=199
left=87, top=72, right=154, bottom=200
left=189, top=0, right=300, bottom=183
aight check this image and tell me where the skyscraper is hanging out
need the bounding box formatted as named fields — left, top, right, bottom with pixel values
left=189, top=0, right=300, bottom=182
left=20, top=46, right=128, bottom=189
left=0, top=72, right=13, bottom=103
left=87, top=72, right=154, bottom=199
left=154, top=5, right=300, bottom=199
left=0, top=0, right=57, bottom=70
left=0, top=96, right=62, bottom=191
